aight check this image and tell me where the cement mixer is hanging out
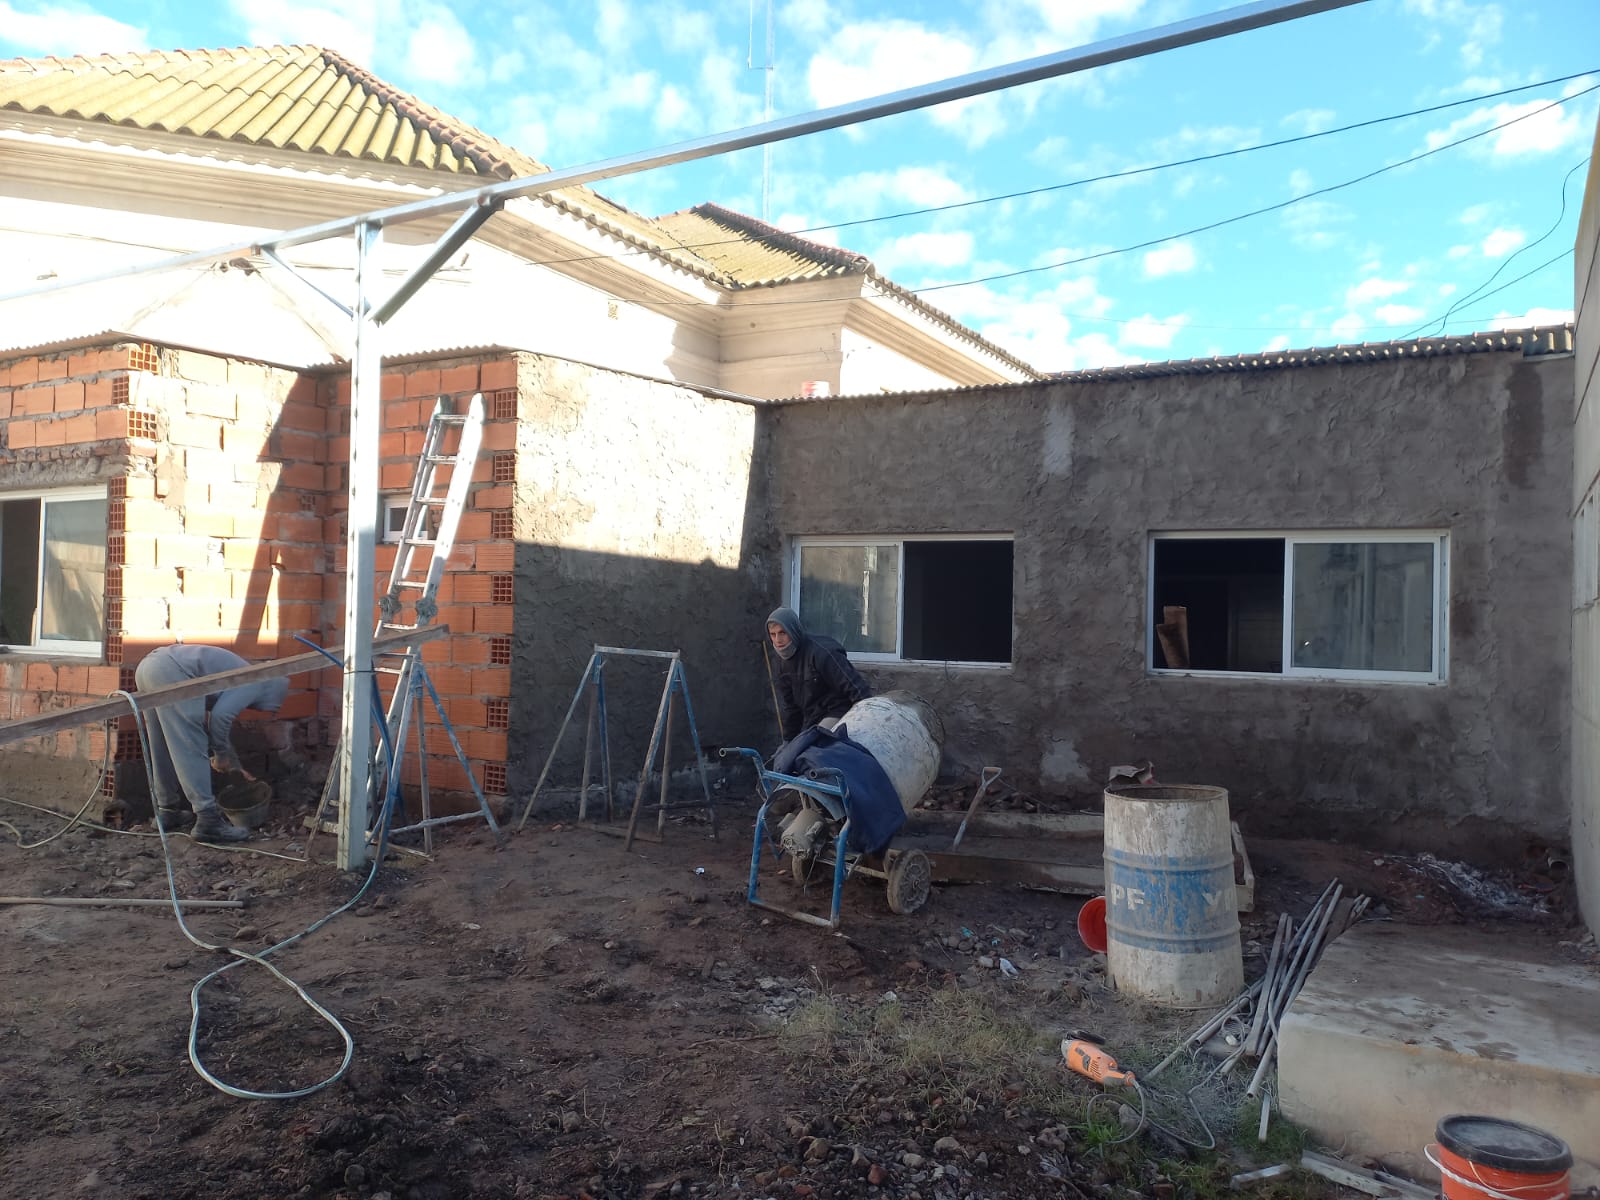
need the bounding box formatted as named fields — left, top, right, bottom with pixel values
left=725, top=690, right=943, bottom=929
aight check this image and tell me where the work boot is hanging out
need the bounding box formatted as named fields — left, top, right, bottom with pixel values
left=154, top=808, right=194, bottom=833
left=191, top=808, right=250, bottom=844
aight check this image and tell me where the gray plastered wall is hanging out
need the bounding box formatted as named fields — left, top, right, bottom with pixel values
left=766, top=346, right=1574, bottom=858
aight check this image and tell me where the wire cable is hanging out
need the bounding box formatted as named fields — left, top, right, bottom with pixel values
left=1403, top=155, right=1591, bottom=338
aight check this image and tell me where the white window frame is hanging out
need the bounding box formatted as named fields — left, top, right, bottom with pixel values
left=789, top=533, right=1015, bottom=667
left=1147, top=530, right=1449, bottom=684
left=0, top=485, right=108, bottom=657
left=381, top=495, right=410, bottom=544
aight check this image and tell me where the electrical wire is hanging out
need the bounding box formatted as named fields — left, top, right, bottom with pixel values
left=514, top=71, right=1600, bottom=274
left=114, top=687, right=382, bottom=1099
left=1403, top=155, right=1591, bottom=338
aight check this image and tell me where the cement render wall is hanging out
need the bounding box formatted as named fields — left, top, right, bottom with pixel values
left=768, top=349, right=1574, bottom=856
left=506, top=355, right=778, bottom=804
left=1572, top=127, right=1600, bottom=930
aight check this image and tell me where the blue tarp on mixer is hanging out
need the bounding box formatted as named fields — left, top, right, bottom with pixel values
left=772, top=724, right=905, bottom=856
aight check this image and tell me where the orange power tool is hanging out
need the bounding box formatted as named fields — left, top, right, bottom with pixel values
left=1061, top=1031, right=1137, bottom=1087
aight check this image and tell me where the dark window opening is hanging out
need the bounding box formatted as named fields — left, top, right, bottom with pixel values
left=903, top=540, right=1013, bottom=663
left=1152, top=538, right=1284, bottom=672
left=0, top=499, right=41, bottom=646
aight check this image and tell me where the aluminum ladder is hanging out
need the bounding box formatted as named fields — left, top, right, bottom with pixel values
left=307, top=393, right=504, bottom=854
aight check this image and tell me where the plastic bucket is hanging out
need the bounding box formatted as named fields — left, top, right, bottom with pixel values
left=834, top=692, right=944, bottom=814
left=1428, top=1116, right=1573, bottom=1200
left=1103, top=783, right=1242, bottom=1007
left=1077, top=896, right=1108, bottom=953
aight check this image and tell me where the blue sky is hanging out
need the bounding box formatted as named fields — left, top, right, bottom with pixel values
left=2, top=0, right=1597, bottom=371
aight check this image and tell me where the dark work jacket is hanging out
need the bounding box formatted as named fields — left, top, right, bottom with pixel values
left=774, top=633, right=871, bottom=737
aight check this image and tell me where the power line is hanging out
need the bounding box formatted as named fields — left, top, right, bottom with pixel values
left=909, top=82, right=1600, bottom=297
left=520, top=69, right=1596, bottom=274
left=1402, top=156, right=1590, bottom=338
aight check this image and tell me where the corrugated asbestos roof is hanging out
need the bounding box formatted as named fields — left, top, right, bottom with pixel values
left=0, top=46, right=1036, bottom=375
left=1055, top=324, right=1575, bottom=382
left=657, top=204, right=1040, bottom=375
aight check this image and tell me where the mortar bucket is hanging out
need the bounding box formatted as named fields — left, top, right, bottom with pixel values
left=1076, top=896, right=1108, bottom=953
left=1428, top=1116, right=1572, bottom=1200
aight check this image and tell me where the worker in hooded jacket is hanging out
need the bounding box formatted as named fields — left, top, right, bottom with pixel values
left=765, top=606, right=872, bottom=741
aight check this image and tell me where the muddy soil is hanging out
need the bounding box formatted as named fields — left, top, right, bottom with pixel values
left=0, top=789, right=1590, bottom=1200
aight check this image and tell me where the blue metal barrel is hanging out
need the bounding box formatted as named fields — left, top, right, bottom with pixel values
left=1103, top=784, right=1243, bottom=1007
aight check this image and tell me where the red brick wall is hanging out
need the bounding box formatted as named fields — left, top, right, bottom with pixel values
left=1, top=340, right=521, bottom=817
left=321, top=354, right=519, bottom=806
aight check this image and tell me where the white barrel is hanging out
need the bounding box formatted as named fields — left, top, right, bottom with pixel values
left=1103, top=784, right=1243, bottom=1008
left=835, top=691, right=943, bottom=814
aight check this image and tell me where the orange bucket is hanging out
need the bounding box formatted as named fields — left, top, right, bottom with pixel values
left=1077, top=896, right=1108, bottom=953
left=1428, top=1115, right=1572, bottom=1200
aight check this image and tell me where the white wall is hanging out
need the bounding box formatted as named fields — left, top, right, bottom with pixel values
left=1573, top=123, right=1600, bottom=932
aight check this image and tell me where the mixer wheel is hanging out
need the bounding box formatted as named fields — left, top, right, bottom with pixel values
left=885, top=849, right=931, bottom=915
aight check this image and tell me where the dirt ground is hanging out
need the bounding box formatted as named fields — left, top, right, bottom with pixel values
left=0, top=781, right=1592, bottom=1200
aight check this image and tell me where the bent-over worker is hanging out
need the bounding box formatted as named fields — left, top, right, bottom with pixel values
left=766, top=606, right=871, bottom=740
left=133, top=643, right=288, bottom=843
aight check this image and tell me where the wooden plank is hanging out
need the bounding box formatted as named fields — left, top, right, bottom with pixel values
left=1299, top=1152, right=1434, bottom=1200
left=902, top=809, right=1105, bottom=839
left=0, top=625, right=447, bottom=749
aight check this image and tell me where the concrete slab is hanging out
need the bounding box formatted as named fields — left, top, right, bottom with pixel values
left=1279, top=922, right=1600, bottom=1189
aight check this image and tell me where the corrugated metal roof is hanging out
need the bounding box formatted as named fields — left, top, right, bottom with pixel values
left=657, top=204, right=1041, bottom=376
left=774, top=325, right=1576, bottom=402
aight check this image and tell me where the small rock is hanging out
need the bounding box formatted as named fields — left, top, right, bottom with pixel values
left=343, top=1164, right=367, bottom=1187
left=560, top=1110, right=581, bottom=1132
left=851, top=1146, right=871, bottom=1170
left=868, top=1164, right=888, bottom=1185
left=232, top=925, right=259, bottom=941
left=974, top=1152, right=989, bottom=1171
left=976, top=955, right=995, bottom=969
left=162, top=958, right=190, bottom=971
left=933, top=1136, right=964, bottom=1157
left=803, top=1137, right=831, bottom=1164
left=785, top=1116, right=809, bottom=1138
left=900, top=1152, right=925, bottom=1168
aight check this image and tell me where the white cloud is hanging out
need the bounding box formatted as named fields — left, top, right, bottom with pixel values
left=829, top=166, right=972, bottom=214
left=1423, top=97, right=1590, bottom=160
left=1375, top=304, right=1426, bottom=326
left=653, top=84, right=693, bottom=136
left=232, top=0, right=377, bottom=64
left=1447, top=244, right=1473, bottom=259
left=1346, top=277, right=1410, bottom=306
left=1458, top=203, right=1494, bottom=227
left=1288, top=168, right=1314, bottom=197
left=1122, top=313, right=1189, bottom=351
left=1262, top=334, right=1292, bottom=353
left=405, top=8, right=475, bottom=85
left=782, top=0, right=835, bottom=39
left=1142, top=242, right=1196, bottom=278
left=1281, top=109, right=1337, bottom=136
left=1402, top=0, right=1505, bottom=68
left=1490, top=305, right=1573, bottom=329
left=869, top=230, right=974, bottom=273
left=1481, top=228, right=1526, bottom=257
left=807, top=21, right=974, bottom=108
left=0, top=1, right=145, bottom=54
left=1329, top=313, right=1367, bottom=342
left=1280, top=199, right=1350, bottom=250
left=1007, top=0, right=1143, bottom=47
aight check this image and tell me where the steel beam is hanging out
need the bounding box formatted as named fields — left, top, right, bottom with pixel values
left=0, top=0, right=1370, bottom=303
